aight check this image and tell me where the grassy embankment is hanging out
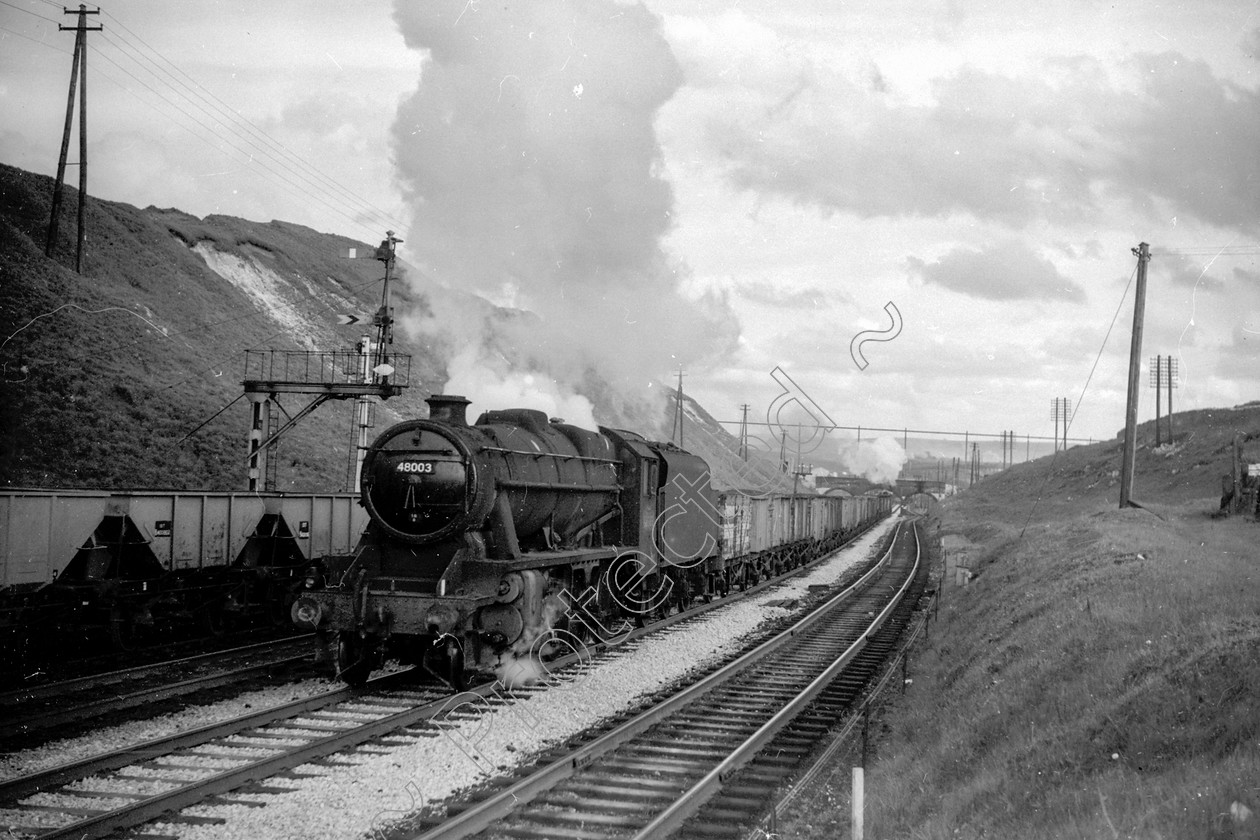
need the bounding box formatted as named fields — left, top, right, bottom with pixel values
left=779, top=405, right=1260, bottom=839
left=0, top=162, right=441, bottom=490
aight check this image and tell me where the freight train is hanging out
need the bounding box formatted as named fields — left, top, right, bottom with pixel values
left=0, top=491, right=366, bottom=680
left=291, top=395, right=892, bottom=686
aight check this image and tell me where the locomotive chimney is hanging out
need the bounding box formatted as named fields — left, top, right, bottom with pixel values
left=426, top=394, right=471, bottom=426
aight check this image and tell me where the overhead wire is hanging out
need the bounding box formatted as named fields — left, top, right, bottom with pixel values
left=0, top=22, right=72, bottom=51
left=96, top=22, right=402, bottom=237
left=5, top=3, right=410, bottom=243
left=9, top=6, right=413, bottom=458
left=1018, top=261, right=1140, bottom=540
left=0, top=0, right=58, bottom=23
left=100, top=10, right=403, bottom=235
left=1154, top=246, right=1260, bottom=256
left=90, top=31, right=388, bottom=242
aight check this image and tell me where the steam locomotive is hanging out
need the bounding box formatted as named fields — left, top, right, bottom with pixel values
left=291, top=395, right=891, bottom=685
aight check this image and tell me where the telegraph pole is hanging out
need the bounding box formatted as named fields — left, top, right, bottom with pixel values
left=738, top=403, right=750, bottom=460
left=1119, top=243, right=1150, bottom=508
left=671, top=369, right=686, bottom=448
left=1167, top=356, right=1178, bottom=442
left=46, top=4, right=101, bottom=273
left=1150, top=355, right=1178, bottom=446
left=1051, top=398, right=1071, bottom=454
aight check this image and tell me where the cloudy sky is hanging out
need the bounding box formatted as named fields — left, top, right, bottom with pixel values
left=2, top=0, right=1258, bottom=456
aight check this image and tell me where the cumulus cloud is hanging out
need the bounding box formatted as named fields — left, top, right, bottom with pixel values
left=907, top=240, right=1084, bottom=302
left=731, top=279, right=840, bottom=309
left=1215, top=320, right=1260, bottom=372
left=696, top=47, right=1260, bottom=234
left=389, top=0, right=738, bottom=423
left=1151, top=252, right=1226, bottom=291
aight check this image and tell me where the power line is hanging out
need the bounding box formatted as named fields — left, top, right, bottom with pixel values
left=0, top=0, right=58, bottom=24
left=85, top=34, right=384, bottom=241
left=8, top=5, right=410, bottom=243
left=14, top=24, right=370, bottom=238
left=1154, top=247, right=1260, bottom=256
left=100, top=11, right=403, bottom=234
left=0, top=23, right=73, bottom=52
left=1066, top=262, right=1138, bottom=432
left=97, top=19, right=403, bottom=237
left=1017, top=260, right=1139, bottom=539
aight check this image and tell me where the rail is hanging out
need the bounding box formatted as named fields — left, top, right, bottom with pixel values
left=410, top=520, right=917, bottom=840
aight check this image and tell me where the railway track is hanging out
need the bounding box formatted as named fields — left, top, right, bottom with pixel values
left=11, top=626, right=315, bottom=685
left=407, top=520, right=924, bottom=840
left=0, top=669, right=457, bottom=839
left=0, top=636, right=319, bottom=743
left=0, top=518, right=904, bottom=839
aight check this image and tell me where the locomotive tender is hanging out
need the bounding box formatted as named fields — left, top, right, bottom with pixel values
left=292, top=395, right=891, bottom=685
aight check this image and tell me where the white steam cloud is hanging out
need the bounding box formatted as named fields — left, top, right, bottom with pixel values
left=838, top=436, right=907, bottom=485
left=390, top=0, right=738, bottom=425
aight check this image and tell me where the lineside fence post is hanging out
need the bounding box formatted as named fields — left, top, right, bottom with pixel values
left=852, top=765, right=864, bottom=840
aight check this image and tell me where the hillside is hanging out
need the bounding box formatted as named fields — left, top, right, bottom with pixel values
left=1, top=164, right=439, bottom=489
left=0, top=163, right=686, bottom=491
left=779, top=404, right=1260, bottom=838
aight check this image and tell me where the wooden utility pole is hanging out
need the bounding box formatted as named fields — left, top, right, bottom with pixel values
left=1051, top=398, right=1070, bottom=453
left=46, top=5, right=101, bottom=273
left=1167, top=358, right=1175, bottom=441
left=1119, top=242, right=1150, bottom=508
left=1155, top=355, right=1179, bottom=444
left=1232, top=435, right=1242, bottom=516
left=671, top=369, right=686, bottom=448
left=1153, top=355, right=1163, bottom=446
left=738, top=403, right=750, bottom=460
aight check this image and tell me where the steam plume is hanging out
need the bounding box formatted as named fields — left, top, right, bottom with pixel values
left=838, top=436, right=907, bottom=485
left=390, top=0, right=738, bottom=427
